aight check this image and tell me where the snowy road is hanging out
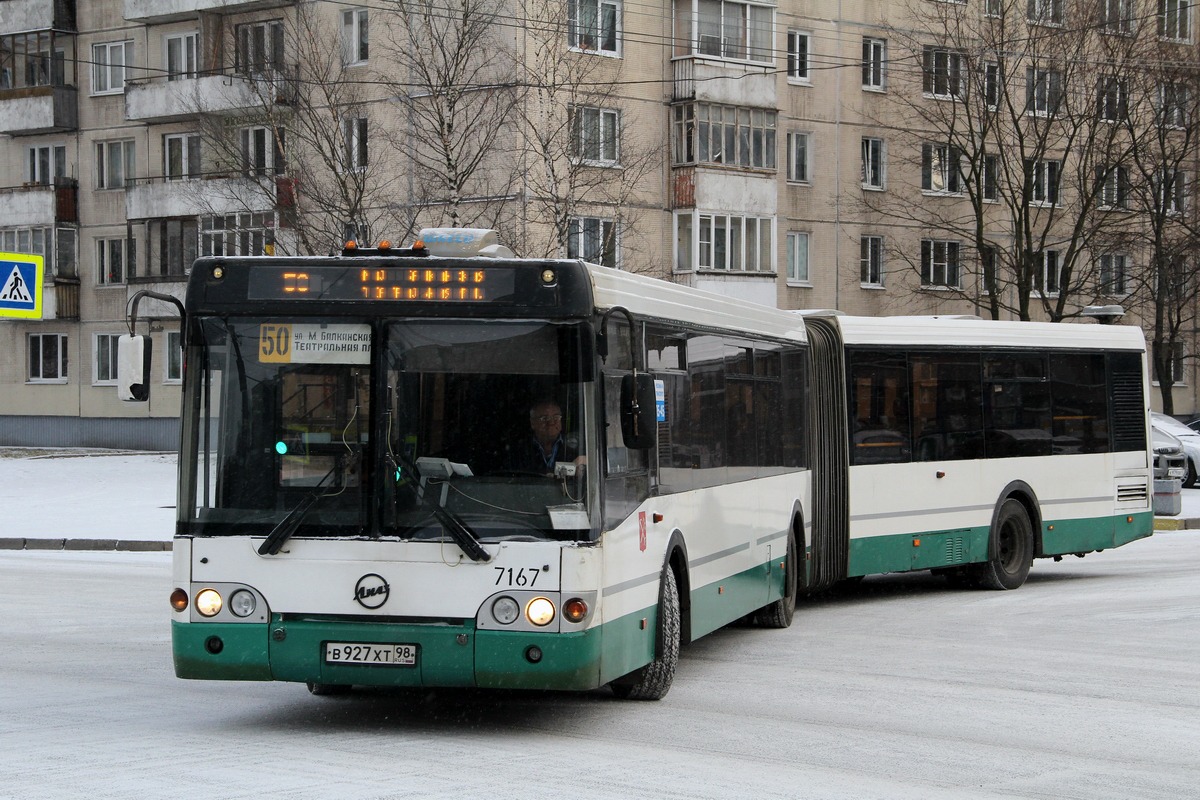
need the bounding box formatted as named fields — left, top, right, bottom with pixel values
left=2, top=536, right=1199, bottom=799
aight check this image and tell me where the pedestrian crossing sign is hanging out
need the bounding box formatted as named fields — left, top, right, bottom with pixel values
left=0, top=253, right=43, bottom=319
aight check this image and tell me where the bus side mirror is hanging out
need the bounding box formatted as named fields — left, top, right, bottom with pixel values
left=620, top=373, right=657, bottom=450
left=117, top=334, right=153, bottom=402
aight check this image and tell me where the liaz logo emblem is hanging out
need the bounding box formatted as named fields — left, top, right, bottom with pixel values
left=353, top=573, right=390, bottom=609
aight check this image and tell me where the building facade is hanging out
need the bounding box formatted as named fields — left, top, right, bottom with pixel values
left=1, top=0, right=1197, bottom=448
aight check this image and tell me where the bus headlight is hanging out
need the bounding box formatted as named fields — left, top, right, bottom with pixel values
left=195, top=588, right=223, bottom=617
left=491, top=596, right=520, bottom=625
left=525, top=597, right=556, bottom=627
left=228, top=590, right=257, bottom=618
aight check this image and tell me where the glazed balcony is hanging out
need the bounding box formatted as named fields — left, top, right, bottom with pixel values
left=671, top=56, right=775, bottom=106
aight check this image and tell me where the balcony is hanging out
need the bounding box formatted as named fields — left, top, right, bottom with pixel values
left=0, top=85, right=78, bottom=135
left=2, top=0, right=76, bottom=32
left=125, top=174, right=277, bottom=220
left=671, top=56, right=775, bottom=105
left=123, top=0, right=294, bottom=23
left=0, top=179, right=78, bottom=226
left=125, top=68, right=295, bottom=123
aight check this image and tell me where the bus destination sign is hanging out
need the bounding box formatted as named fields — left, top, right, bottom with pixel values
left=247, top=265, right=517, bottom=303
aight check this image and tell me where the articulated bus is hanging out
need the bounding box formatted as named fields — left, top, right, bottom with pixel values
left=117, top=229, right=1152, bottom=700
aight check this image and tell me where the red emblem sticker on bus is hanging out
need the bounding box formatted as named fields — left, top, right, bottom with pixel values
left=639, top=511, right=647, bottom=552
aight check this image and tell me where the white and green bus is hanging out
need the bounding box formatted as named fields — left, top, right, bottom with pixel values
left=118, top=230, right=1152, bottom=700
left=802, top=313, right=1153, bottom=590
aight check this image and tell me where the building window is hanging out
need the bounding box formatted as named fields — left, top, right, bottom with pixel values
left=343, top=115, right=368, bottom=172
left=787, top=31, right=811, bottom=82
left=862, top=37, right=886, bottom=90
left=28, top=333, right=68, bottom=382
left=689, top=0, right=773, bottom=62
left=1160, top=0, right=1191, bottom=39
left=786, top=231, right=809, bottom=284
left=569, top=0, right=621, bottom=55
left=97, top=237, right=134, bottom=285
left=985, top=0, right=1004, bottom=16
left=1028, top=0, right=1064, bottom=25
left=1160, top=81, right=1189, bottom=128
left=94, top=334, right=122, bottom=385
left=341, top=9, right=369, bottom=65
left=923, top=47, right=964, bottom=99
left=786, top=131, right=810, bottom=183
left=1157, top=169, right=1187, bottom=214
left=860, top=235, right=883, bottom=286
left=93, top=41, right=132, bottom=95
left=235, top=20, right=285, bottom=75
left=152, top=218, right=198, bottom=277
left=567, top=217, right=618, bottom=267
left=571, top=106, right=620, bottom=165
left=983, top=154, right=999, bottom=201
left=201, top=213, right=276, bottom=257
left=1, top=227, right=51, bottom=263
left=165, top=32, right=197, bottom=81
left=985, top=62, right=1000, bottom=109
left=921, top=240, right=960, bottom=288
left=1026, top=66, right=1063, bottom=115
left=1101, top=0, right=1134, bottom=33
left=96, top=140, right=135, bottom=189
left=679, top=212, right=773, bottom=272
left=164, top=133, right=201, bottom=181
left=166, top=330, right=183, bottom=383
left=1099, top=253, right=1128, bottom=295
left=3, top=34, right=66, bottom=89
left=861, top=137, right=884, bottom=189
left=27, top=144, right=66, bottom=185
left=1097, top=75, right=1127, bottom=121
left=1098, top=165, right=1128, bottom=209
left=1154, top=341, right=1187, bottom=384
left=1036, top=250, right=1062, bottom=296
left=674, top=102, right=776, bottom=169
left=1026, top=159, right=1061, bottom=205
left=240, top=126, right=285, bottom=176
left=922, top=143, right=962, bottom=193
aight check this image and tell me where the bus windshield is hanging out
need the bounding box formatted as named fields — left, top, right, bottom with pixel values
left=182, top=316, right=593, bottom=543
left=384, top=320, right=593, bottom=542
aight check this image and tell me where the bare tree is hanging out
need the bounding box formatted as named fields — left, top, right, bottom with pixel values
left=1119, top=36, right=1200, bottom=413
left=867, top=0, right=1139, bottom=320
left=509, top=0, right=664, bottom=271
left=374, top=0, right=523, bottom=233
left=191, top=2, right=414, bottom=255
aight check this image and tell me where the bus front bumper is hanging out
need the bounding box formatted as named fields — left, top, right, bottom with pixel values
left=172, top=617, right=604, bottom=691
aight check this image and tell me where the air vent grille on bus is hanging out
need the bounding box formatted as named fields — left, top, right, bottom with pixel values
left=1116, top=481, right=1149, bottom=505
left=945, top=536, right=966, bottom=564
left=1109, top=352, right=1147, bottom=452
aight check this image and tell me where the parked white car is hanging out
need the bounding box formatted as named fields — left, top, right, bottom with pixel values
left=1151, top=412, right=1200, bottom=487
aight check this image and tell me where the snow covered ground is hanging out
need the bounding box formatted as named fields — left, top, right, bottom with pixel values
left=2, top=448, right=1199, bottom=543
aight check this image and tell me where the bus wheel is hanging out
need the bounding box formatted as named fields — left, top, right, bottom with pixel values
left=611, top=567, right=680, bottom=701
left=753, top=534, right=797, bottom=628
left=306, top=682, right=350, bottom=696
left=970, top=499, right=1034, bottom=590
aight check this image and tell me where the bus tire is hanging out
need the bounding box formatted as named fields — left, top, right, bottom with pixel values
left=306, top=682, right=350, bottom=696
left=611, top=566, right=680, bottom=701
left=970, top=498, right=1034, bottom=590
left=753, top=534, right=798, bottom=628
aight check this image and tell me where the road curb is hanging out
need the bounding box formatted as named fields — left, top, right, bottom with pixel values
left=1154, top=516, right=1200, bottom=531
left=0, top=539, right=172, bottom=552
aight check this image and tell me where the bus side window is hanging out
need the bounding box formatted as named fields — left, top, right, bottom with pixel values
left=911, top=353, right=984, bottom=462
left=848, top=350, right=911, bottom=465
left=1049, top=353, right=1109, bottom=454
left=984, top=354, right=1052, bottom=458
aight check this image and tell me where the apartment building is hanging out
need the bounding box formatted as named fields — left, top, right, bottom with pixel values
left=1, top=0, right=1196, bottom=448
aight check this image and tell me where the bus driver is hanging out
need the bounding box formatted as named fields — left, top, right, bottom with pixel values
left=511, top=399, right=587, bottom=476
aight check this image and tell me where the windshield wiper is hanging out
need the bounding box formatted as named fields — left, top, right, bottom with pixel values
left=393, top=453, right=491, bottom=563
left=257, top=463, right=339, bottom=556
